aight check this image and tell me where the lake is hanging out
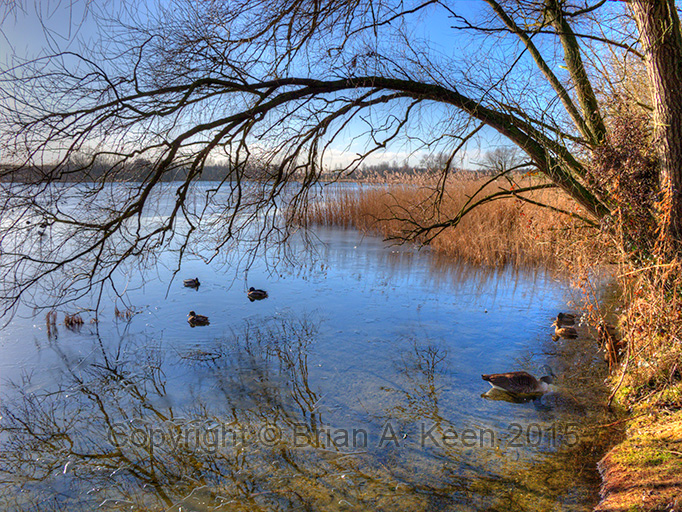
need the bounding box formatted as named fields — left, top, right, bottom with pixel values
left=0, top=200, right=614, bottom=511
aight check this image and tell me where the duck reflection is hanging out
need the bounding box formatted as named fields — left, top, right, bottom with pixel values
left=481, top=387, right=587, bottom=416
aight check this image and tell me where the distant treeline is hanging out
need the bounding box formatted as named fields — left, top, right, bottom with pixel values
left=1, top=157, right=511, bottom=184
left=1, top=160, right=264, bottom=183
left=328, top=161, right=517, bottom=181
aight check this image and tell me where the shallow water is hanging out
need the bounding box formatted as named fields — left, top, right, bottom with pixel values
left=0, top=224, right=614, bottom=511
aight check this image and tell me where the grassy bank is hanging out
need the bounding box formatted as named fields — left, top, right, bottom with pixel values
left=597, top=411, right=682, bottom=511
left=306, top=175, right=682, bottom=511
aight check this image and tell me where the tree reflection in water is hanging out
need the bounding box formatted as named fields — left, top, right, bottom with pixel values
left=1, top=312, right=611, bottom=511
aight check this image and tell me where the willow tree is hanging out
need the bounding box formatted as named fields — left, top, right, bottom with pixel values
left=0, top=0, right=679, bottom=313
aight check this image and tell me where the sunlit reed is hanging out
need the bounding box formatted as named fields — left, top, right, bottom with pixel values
left=304, top=174, right=596, bottom=268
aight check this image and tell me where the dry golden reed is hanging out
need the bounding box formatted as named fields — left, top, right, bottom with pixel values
left=45, top=310, right=58, bottom=340
left=612, top=259, right=682, bottom=406
left=305, top=174, right=601, bottom=268
left=115, top=306, right=136, bottom=320
left=64, top=313, right=84, bottom=330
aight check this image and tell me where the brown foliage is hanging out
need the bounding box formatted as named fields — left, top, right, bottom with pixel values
left=114, top=306, right=136, bottom=321
left=304, top=174, right=604, bottom=268
left=615, top=259, right=682, bottom=407
left=592, top=100, right=658, bottom=257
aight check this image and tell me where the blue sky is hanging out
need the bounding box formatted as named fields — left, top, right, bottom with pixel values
left=0, top=1, right=571, bottom=169
left=2, top=1, right=99, bottom=60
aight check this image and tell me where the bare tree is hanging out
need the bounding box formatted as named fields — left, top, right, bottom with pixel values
left=477, top=147, right=525, bottom=176
left=0, top=0, right=680, bottom=314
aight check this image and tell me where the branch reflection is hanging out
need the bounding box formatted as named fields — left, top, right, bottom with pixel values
left=1, top=312, right=613, bottom=511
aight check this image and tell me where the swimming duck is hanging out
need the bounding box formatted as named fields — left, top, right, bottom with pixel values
left=597, top=321, right=624, bottom=369
left=247, top=287, right=268, bottom=301
left=183, top=278, right=200, bottom=288
left=481, top=366, right=555, bottom=396
left=188, top=310, right=210, bottom=327
left=556, top=312, right=576, bottom=326
left=552, top=319, right=578, bottom=340
left=597, top=321, right=617, bottom=341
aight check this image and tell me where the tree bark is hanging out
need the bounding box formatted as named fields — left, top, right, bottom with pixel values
left=630, top=0, right=682, bottom=255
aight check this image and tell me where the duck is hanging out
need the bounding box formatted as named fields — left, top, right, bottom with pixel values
left=183, top=277, right=200, bottom=288
left=247, top=287, right=268, bottom=301
left=481, top=366, right=555, bottom=396
left=597, top=321, right=617, bottom=341
left=556, top=312, right=576, bottom=326
left=597, top=321, right=624, bottom=369
left=552, top=319, right=578, bottom=340
left=187, top=310, right=210, bottom=327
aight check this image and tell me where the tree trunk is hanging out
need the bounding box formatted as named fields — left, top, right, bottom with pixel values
left=630, top=0, right=682, bottom=255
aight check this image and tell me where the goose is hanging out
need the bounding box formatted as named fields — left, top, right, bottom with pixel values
left=187, top=310, right=210, bottom=327
left=247, top=287, right=268, bottom=301
left=552, top=319, right=578, bottom=340
left=183, top=277, right=200, bottom=288
left=481, top=366, right=555, bottom=396
left=556, top=312, right=576, bottom=326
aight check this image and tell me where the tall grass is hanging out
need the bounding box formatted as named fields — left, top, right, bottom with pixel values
left=305, top=174, right=603, bottom=268
left=611, top=260, right=682, bottom=405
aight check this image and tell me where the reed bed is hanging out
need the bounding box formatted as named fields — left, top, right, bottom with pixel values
left=305, top=175, right=602, bottom=268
